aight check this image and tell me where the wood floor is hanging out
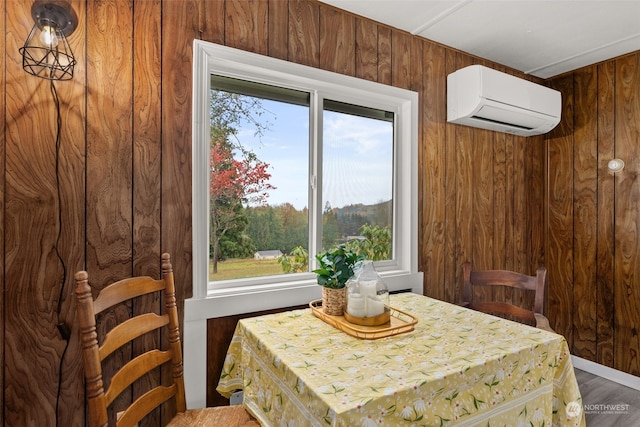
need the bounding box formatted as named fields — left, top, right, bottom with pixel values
left=575, top=368, right=640, bottom=426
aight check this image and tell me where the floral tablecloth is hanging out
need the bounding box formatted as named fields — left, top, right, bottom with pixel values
left=217, top=292, right=585, bottom=427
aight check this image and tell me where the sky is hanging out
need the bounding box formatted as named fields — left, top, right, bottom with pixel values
left=233, top=98, right=393, bottom=211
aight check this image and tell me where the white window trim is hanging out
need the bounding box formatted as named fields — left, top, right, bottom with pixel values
left=184, top=40, right=422, bottom=408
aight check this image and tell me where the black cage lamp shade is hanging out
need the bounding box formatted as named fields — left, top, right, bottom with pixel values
left=19, top=0, right=78, bottom=81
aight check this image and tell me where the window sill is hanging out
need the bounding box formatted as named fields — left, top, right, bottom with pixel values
left=184, top=271, right=422, bottom=321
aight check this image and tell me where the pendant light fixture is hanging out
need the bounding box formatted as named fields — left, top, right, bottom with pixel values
left=19, top=0, right=78, bottom=81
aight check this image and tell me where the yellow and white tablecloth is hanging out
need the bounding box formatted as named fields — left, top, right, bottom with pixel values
left=217, top=292, right=585, bottom=427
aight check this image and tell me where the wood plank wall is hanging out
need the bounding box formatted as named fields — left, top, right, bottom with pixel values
left=547, top=52, right=640, bottom=375
left=2, top=0, right=196, bottom=426
left=0, top=1, right=5, bottom=426
left=1, top=0, right=635, bottom=425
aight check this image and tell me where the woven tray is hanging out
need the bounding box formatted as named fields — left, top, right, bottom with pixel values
left=309, top=300, right=418, bottom=339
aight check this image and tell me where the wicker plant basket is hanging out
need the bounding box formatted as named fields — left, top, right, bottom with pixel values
left=322, top=287, right=346, bottom=316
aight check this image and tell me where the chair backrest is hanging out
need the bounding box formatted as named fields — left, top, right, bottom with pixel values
left=75, top=253, right=186, bottom=427
left=461, top=262, right=548, bottom=326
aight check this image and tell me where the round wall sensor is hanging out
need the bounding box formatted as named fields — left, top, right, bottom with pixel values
left=608, top=159, right=625, bottom=173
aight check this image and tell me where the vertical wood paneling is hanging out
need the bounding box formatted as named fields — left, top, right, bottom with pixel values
left=133, top=0, right=162, bottom=274
left=512, top=136, right=528, bottom=272
left=530, top=135, right=545, bottom=270
left=391, top=31, right=411, bottom=89
left=573, top=66, right=598, bottom=360
left=504, top=134, right=516, bottom=271
left=470, top=55, right=494, bottom=274
left=546, top=52, right=640, bottom=376
left=288, top=0, right=319, bottom=67
left=614, top=53, right=640, bottom=375
left=226, top=0, right=268, bottom=54
left=86, top=1, right=135, bottom=423
left=547, top=75, right=575, bottom=340
left=596, top=61, right=616, bottom=368
left=492, top=131, right=507, bottom=269
left=472, top=129, right=494, bottom=271
left=200, top=0, right=225, bottom=43
left=319, top=6, right=355, bottom=75
left=502, top=70, right=521, bottom=271
left=268, top=0, right=289, bottom=60
left=453, top=53, right=474, bottom=299
left=409, top=37, right=423, bottom=93
left=490, top=131, right=508, bottom=306
left=162, top=0, right=199, bottom=306
left=57, top=0, right=89, bottom=423
left=488, top=66, right=508, bottom=273
left=133, top=1, right=163, bottom=425
left=86, top=0, right=134, bottom=281
left=443, top=49, right=458, bottom=303
left=377, top=26, right=391, bottom=85
left=4, top=0, right=73, bottom=423
left=521, top=80, right=544, bottom=276
left=0, top=0, right=6, bottom=422
left=421, top=40, right=446, bottom=299
left=161, top=14, right=196, bottom=421
left=355, top=18, right=377, bottom=82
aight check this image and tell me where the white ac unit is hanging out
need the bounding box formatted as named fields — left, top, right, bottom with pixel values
left=447, top=65, right=561, bottom=137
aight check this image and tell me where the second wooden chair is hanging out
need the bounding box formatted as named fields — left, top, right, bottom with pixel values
left=460, top=262, right=554, bottom=332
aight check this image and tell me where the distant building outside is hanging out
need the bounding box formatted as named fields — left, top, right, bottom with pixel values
left=254, top=250, right=283, bottom=260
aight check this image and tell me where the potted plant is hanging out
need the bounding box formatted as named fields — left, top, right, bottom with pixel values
left=313, top=245, right=364, bottom=315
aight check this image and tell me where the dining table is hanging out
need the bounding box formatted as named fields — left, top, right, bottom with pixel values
left=216, top=292, right=585, bottom=426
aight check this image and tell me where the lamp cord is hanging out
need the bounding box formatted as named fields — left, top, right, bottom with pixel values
left=50, top=79, right=70, bottom=427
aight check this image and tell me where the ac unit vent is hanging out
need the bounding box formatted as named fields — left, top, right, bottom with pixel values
left=447, top=65, right=561, bottom=137
left=470, top=115, right=534, bottom=131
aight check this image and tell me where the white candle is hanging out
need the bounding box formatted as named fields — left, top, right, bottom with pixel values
left=348, top=306, right=366, bottom=318
left=347, top=294, right=366, bottom=317
left=359, top=280, right=378, bottom=298
left=366, top=297, right=385, bottom=317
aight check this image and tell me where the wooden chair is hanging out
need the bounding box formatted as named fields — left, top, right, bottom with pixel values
left=75, top=253, right=260, bottom=427
left=460, top=262, right=554, bottom=332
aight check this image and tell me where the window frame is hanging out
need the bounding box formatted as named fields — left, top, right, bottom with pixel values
left=185, top=39, right=422, bottom=409
left=191, top=40, right=421, bottom=302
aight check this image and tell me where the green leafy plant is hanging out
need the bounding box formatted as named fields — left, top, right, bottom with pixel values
left=278, top=246, right=309, bottom=273
left=312, top=245, right=365, bottom=289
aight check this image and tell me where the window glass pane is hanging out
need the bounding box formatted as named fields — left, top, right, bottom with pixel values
left=322, top=100, right=394, bottom=260
left=209, top=79, right=310, bottom=281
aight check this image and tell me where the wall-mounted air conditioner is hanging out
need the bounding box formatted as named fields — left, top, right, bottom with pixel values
left=447, top=65, right=561, bottom=137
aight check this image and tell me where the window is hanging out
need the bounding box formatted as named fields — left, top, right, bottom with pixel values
left=207, top=78, right=395, bottom=284
left=208, top=76, right=311, bottom=283
left=191, top=40, right=421, bottom=303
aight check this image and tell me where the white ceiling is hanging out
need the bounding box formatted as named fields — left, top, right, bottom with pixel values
left=319, top=0, right=640, bottom=78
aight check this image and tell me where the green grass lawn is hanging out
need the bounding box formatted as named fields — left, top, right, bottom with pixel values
left=210, top=257, right=284, bottom=281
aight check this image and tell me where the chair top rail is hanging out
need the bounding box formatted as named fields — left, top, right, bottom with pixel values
left=93, top=276, right=165, bottom=314
left=469, top=270, right=538, bottom=291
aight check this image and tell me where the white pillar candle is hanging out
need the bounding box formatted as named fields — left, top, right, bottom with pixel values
left=359, top=280, right=378, bottom=299
left=348, top=307, right=366, bottom=318
left=347, top=294, right=366, bottom=317
left=366, top=297, right=385, bottom=317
